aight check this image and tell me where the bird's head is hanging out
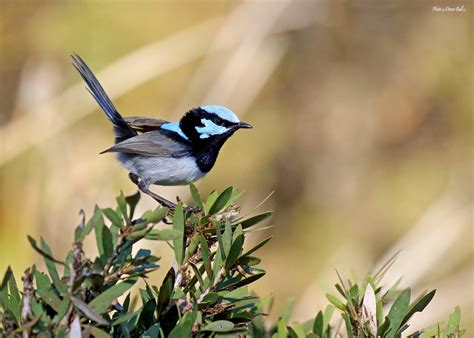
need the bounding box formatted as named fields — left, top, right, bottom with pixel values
left=179, top=105, right=252, bottom=144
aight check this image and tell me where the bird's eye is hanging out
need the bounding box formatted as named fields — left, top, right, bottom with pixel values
left=195, top=119, right=229, bottom=139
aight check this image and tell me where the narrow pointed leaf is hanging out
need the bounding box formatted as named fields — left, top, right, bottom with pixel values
left=241, top=236, right=272, bottom=257
left=236, top=212, right=272, bottom=229
left=225, top=234, right=244, bottom=270
left=39, top=238, right=67, bottom=293
left=71, top=297, right=108, bottom=325
left=89, top=279, right=137, bottom=314
left=142, top=207, right=167, bottom=224
left=209, top=187, right=234, bottom=215
left=400, top=290, right=436, bottom=328
left=103, top=208, right=123, bottom=227
left=326, top=293, right=345, bottom=310
left=199, top=235, right=213, bottom=279
left=125, top=191, right=141, bottom=220
left=145, top=229, right=182, bottom=241
left=27, top=236, right=64, bottom=265
left=157, top=268, right=175, bottom=317
left=172, top=204, right=185, bottom=266
left=189, top=183, right=204, bottom=210
left=386, top=288, right=411, bottom=336
left=313, top=311, right=324, bottom=336
left=202, top=320, right=234, bottom=332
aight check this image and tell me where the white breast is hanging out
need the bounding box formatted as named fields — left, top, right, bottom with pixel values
left=119, top=154, right=206, bottom=186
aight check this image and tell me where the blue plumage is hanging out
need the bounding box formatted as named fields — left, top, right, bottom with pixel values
left=200, top=105, right=240, bottom=123
left=160, top=122, right=190, bottom=141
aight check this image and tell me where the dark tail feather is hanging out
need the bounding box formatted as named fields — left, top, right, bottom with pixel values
left=71, top=54, right=136, bottom=143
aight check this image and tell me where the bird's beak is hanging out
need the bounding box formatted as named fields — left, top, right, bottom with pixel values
left=236, top=122, right=253, bottom=129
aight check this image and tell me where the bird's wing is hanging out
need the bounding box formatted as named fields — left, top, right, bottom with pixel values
left=101, top=130, right=192, bottom=157
left=124, top=116, right=169, bottom=133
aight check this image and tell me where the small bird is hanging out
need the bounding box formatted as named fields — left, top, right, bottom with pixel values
left=71, top=54, right=252, bottom=208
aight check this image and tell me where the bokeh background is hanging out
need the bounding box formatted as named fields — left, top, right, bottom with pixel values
left=0, top=0, right=472, bottom=334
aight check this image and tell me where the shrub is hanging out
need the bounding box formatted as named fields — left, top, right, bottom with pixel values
left=0, top=185, right=464, bottom=337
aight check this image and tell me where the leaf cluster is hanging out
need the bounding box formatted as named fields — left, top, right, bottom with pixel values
left=0, top=185, right=465, bottom=337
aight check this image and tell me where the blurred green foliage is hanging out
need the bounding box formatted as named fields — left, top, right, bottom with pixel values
left=0, top=187, right=465, bottom=337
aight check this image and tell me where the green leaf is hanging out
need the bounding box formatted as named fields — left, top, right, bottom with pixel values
left=94, top=217, right=113, bottom=261
left=143, top=323, right=161, bottom=338
left=27, top=236, right=65, bottom=265
left=103, top=208, right=123, bottom=227
left=89, top=279, right=137, bottom=314
left=71, top=297, right=108, bottom=325
left=184, top=235, right=200, bottom=262
left=145, top=229, right=182, bottom=241
left=172, top=204, right=185, bottom=266
left=280, top=298, right=294, bottom=322
left=217, top=272, right=265, bottom=290
left=418, top=322, right=445, bottom=338
left=225, top=233, right=244, bottom=270
left=199, top=235, right=213, bottom=280
left=238, top=256, right=261, bottom=266
left=326, top=293, right=345, bottom=310
left=400, top=290, right=436, bottom=328
left=202, top=320, right=235, bottom=332
left=276, top=318, right=288, bottom=338
left=209, top=187, right=234, bottom=215
left=53, top=296, right=71, bottom=324
left=445, top=306, right=461, bottom=336
left=189, top=183, right=204, bottom=211
left=33, top=270, right=61, bottom=311
left=342, top=313, right=354, bottom=338
left=0, top=267, right=21, bottom=322
left=204, top=190, right=218, bottom=214
left=142, top=207, right=167, bottom=224
left=116, top=191, right=129, bottom=224
left=222, top=222, right=232, bottom=256
left=39, top=238, right=67, bottom=293
left=313, top=311, right=324, bottom=336
left=291, top=323, right=306, bottom=338
left=125, top=191, right=141, bottom=220
left=170, top=310, right=195, bottom=337
left=236, top=211, right=272, bottom=229
left=86, top=326, right=111, bottom=338
left=386, top=288, right=411, bottom=337
left=157, top=268, right=175, bottom=317
left=189, top=262, right=205, bottom=292
left=111, top=310, right=138, bottom=325
left=241, top=236, right=272, bottom=257
left=76, top=206, right=102, bottom=241
left=377, top=316, right=390, bottom=337
left=323, top=304, right=335, bottom=335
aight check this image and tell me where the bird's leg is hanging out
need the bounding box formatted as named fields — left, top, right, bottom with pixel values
left=128, top=173, right=176, bottom=209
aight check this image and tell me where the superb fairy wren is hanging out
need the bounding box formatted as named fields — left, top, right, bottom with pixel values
left=72, top=54, right=252, bottom=208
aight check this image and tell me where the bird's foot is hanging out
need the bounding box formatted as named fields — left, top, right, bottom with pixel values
left=129, top=173, right=140, bottom=185
left=129, top=173, right=177, bottom=209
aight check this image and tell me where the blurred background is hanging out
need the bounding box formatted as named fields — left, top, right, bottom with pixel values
left=0, top=0, right=472, bottom=334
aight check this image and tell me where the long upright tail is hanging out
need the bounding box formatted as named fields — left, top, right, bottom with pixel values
left=71, top=54, right=137, bottom=143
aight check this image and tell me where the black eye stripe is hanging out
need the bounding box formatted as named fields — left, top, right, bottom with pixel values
left=191, top=108, right=236, bottom=128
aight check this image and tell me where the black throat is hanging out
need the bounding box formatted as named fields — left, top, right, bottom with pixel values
left=192, top=132, right=235, bottom=172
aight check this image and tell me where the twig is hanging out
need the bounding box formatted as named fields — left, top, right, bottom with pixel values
left=21, top=268, right=34, bottom=338
left=197, top=267, right=225, bottom=303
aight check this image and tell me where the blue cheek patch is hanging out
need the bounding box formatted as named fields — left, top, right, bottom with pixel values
left=160, top=122, right=189, bottom=141
left=196, top=119, right=229, bottom=139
